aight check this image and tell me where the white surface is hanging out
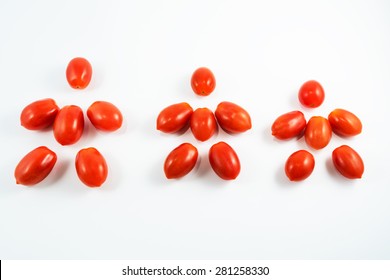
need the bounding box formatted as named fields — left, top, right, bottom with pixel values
left=0, top=0, right=389, bottom=259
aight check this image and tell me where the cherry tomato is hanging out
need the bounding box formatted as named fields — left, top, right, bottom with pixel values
left=53, top=105, right=84, bottom=145
left=215, top=101, right=252, bottom=133
left=191, top=67, right=216, bottom=96
left=164, top=143, right=198, bottom=179
left=157, top=102, right=193, bottom=133
left=20, top=98, right=59, bottom=130
left=75, top=147, right=108, bottom=187
left=332, top=145, right=364, bottom=179
left=272, top=111, right=306, bottom=140
left=298, top=80, right=325, bottom=108
left=66, top=57, right=92, bottom=89
left=87, top=101, right=123, bottom=132
left=14, top=146, right=57, bottom=186
left=328, top=108, right=362, bottom=137
left=305, top=116, right=332, bottom=150
left=285, top=150, right=315, bottom=181
left=209, top=142, right=240, bottom=180
left=190, top=108, right=217, bottom=141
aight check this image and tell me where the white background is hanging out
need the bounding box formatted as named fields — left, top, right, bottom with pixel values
left=0, top=0, right=389, bottom=259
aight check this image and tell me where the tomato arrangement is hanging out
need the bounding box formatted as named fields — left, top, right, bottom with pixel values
left=157, top=67, right=251, bottom=180
left=272, top=80, right=364, bottom=181
left=15, top=59, right=366, bottom=187
left=15, top=57, right=123, bottom=187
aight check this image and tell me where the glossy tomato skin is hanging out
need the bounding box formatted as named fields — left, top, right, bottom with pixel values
left=190, top=108, right=217, bottom=141
left=285, top=150, right=315, bottom=181
left=20, top=98, right=59, bottom=130
left=191, top=67, right=216, bottom=96
left=14, top=146, right=57, bottom=186
left=66, top=57, right=92, bottom=89
left=87, top=101, right=123, bottom=132
left=305, top=116, right=332, bottom=150
left=298, top=80, right=325, bottom=108
left=53, top=105, right=84, bottom=145
left=75, top=147, right=108, bottom=187
left=332, top=145, right=364, bottom=179
left=209, top=142, right=240, bottom=180
left=157, top=102, right=193, bottom=133
left=272, top=111, right=306, bottom=140
left=164, top=143, right=198, bottom=179
left=215, top=101, right=252, bottom=133
left=328, top=109, right=362, bottom=137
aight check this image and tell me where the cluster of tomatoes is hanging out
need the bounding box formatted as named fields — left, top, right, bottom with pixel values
left=157, top=67, right=252, bottom=180
left=14, top=58, right=123, bottom=187
left=271, top=80, right=364, bottom=181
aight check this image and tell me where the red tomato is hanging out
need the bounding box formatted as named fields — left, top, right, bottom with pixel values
left=209, top=142, right=240, bottom=180
left=75, top=147, right=108, bottom=187
left=164, top=143, right=198, bottom=179
left=87, top=101, right=123, bottom=132
left=272, top=111, right=306, bottom=140
left=298, top=80, right=325, bottom=108
left=53, top=105, right=84, bottom=145
left=66, top=57, right=92, bottom=89
left=20, top=98, right=59, bottom=130
left=285, top=150, right=315, bottom=181
left=190, top=108, right=217, bottom=141
left=191, top=67, right=216, bottom=96
left=157, top=102, right=193, bottom=133
left=215, top=101, right=252, bottom=133
left=332, top=145, right=364, bottom=179
left=14, top=146, right=57, bottom=186
left=305, top=116, right=332, bottom=150
left=328, top=108, right=362, bottom=137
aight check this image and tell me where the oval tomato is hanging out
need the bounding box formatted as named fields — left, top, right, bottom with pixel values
left=328, top=108, right=362, bottom=137
left=272, top=111, right=306, bottom=140
left=87, top=101, right=123, bottom=132
left=190, top=108, right=217, bottom=141
left=191, top=67, right=216, bottom=96
left=285, top=150, right=315, bottom=181
left=157, top=102, right=193, bottom=133
left=215, top=101, right=252, bottom=133
left=14, top=146, right=57, bottom=186
left=332, top=145, right=364, bottom=179
left=164, top=143, right=198, bottom=179
left=53, top=105, right=84, bottom=145
left=209, top=142, right=240, bottom=180
left=75, top=147, right=108, bottom=187
left=298, top=80, right=325, bottom=108
left=305, top=116, right=332, bottom=150
left=20, top=98, right=59, bottom=130
left=66, top=57, right=92, bottom=89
